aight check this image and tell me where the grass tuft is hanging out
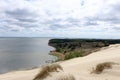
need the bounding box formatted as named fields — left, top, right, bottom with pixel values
left=33, top=63, right=63, bottom=80
left=48, top=63, right=63, bottom=72
left=91, top=62, right=118, bottom=74
left=33, top=65, right=50, bottom=80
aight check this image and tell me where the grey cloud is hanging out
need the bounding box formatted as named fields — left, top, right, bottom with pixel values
left=1, top=18, right=38, bottom=30
left=0, top=22, right=10, bottom=31
left=0, top=23, right=21, bottom=32
left=41, top=18, right=62, bottom=24
left=81, top=0, right=85, bottom=6
left=45, top=10, right=53, bottom=16
left=111, top=3, right=120, bottom=12
left=84, top=21, right=98, bottom=26
left=42, top=17, right=81, bottom=30
left=5, top=8, right=36, bottom=17
left=49, top=22, right=76, bottom=30
left=85, top=3, right=120, bottom=25
left=10, top=29, right=20, bottom=32
left=17, top=18, right=37, bottom=22
left=91, top=16, right=120, bottom=24
left=65, top=18, right=81, bottom=26
left=113, top=27, right=120, bottom=31
left=14, top=22, right=39, bottom=28
left=38, top=18, right=64, bottom=30
left=48, top=23, right=69, bottom=30
left=1, top=8, right=40, bottom=31
left=5, top=8, right=38, bottom=23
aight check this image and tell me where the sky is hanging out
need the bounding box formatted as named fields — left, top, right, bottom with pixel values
left=0, top=0, right=120, bottom=39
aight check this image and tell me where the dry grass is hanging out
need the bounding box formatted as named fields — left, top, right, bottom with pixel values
left=91, top=62, right=119, bottom=74
left=33, top=63, right=63, bottom=80
left=55, top=74, right=76, bottom=80
left=48, top=63, right=63, bottom=72
left=33, top=65, right=50, bottom=80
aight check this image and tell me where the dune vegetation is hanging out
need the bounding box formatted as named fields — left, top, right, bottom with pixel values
left=49, top=39, right=120, bottom=61
left=91, top=62, right=119, bottom=74
left=33, top=63, right=63, bottom=80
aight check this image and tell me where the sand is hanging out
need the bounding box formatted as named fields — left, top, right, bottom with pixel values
left=0, top=44, right=120, bottom=80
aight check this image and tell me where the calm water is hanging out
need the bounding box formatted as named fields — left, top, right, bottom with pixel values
left=0, top=38, right=55, bottom=74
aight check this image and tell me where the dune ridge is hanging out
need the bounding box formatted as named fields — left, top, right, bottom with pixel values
left=0, top=44, right=120, bottom=80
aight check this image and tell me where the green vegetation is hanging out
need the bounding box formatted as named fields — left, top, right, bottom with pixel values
left=64, top=50, right=84, bottom=60
left=49, top=39, right=120, bottom=45
left=49, top=39, right=120, bottom=61
left=56, top=47, right=64, bottom=53
left=104, top=41, right=109, bottom=46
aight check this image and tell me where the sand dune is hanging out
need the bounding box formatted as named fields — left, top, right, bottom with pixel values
left=0, top=44, right=120, bottom=80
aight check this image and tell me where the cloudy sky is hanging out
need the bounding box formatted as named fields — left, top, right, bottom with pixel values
left=0, top=0, right=120, bottom=38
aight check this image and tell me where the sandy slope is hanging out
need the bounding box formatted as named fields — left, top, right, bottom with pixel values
left=0, top=44, right=120, bottom=80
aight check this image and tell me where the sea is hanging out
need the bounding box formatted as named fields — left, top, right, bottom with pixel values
left=0, top=38, right=56, bottom=74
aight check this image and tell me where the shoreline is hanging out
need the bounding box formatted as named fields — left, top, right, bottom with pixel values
left=0, top=44, right=120, bottom=80
left=49, top=51, right=65, bottom=61
left=1, top=38, right=120, bottom=75
left=49, top=44, right=114, bottom=61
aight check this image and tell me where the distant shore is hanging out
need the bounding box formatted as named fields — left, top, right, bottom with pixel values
left=48, top=39, right=120, bottom=61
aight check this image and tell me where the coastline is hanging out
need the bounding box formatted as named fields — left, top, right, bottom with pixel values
left=49, top=51, right=65, bottom=61
left=0, top=44, right=120, bottom=80
left=48, top=39, right=120, bottom=61
left=0, top=38, right=115, bottom=74
left=1, top=38, right=119, bottom=74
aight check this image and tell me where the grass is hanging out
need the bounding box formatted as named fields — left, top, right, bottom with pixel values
left=91, top=62, right=118, bottom=74
left=48, top=63, right=63, bottom=72
left=55, top=74, right=76, bottom=80
left=33, top=65, right=50, bottom=80
left=33, top=64, right=63, bottom=80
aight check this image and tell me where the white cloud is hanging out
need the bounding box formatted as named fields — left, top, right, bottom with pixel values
left=0, top=0, right=120, bottom=38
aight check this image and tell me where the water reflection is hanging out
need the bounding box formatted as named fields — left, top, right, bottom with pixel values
left=0, top=38, right=55, bottom=74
